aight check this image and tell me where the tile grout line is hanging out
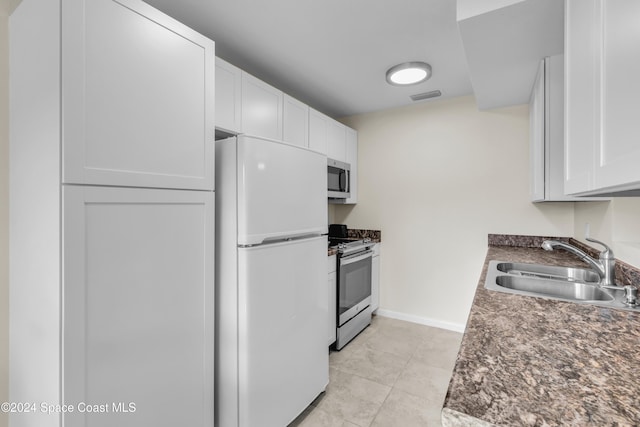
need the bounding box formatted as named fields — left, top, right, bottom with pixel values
left=316, top=316, right=463, bottom=427
left=368, top=345, right=419, bottom=426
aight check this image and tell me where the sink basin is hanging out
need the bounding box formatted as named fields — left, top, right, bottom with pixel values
left=495, top=275, right=613, bottom=302
left=496, top=262, right=600, bottom=284
left=484, top=260, right=638, bottom=310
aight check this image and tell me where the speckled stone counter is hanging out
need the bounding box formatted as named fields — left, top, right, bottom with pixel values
left=346, top=228, right=381, bottom=242
left=442, top=236, right=640, bottom=427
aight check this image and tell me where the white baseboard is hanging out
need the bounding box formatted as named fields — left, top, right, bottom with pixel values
left=375, top=309, right=466, bottom=333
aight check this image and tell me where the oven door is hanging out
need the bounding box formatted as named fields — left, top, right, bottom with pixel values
left=338, top=249, right=372, bottom=326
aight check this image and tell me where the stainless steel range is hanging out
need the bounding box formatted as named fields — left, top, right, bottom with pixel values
left=329, top=237, right=374, bottom=350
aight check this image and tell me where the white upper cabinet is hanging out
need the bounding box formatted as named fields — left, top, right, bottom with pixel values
left=345, top=128, right=358, bottom=204
left=62, top=0, right=215, bottom=191
left=213, top=58, right=361, bottom=196
left=241, top=72, right=283, bottom=141
left=310, top=109, right=348, bottom=162
left=597, top=0, right=640, bottom=191
left=309, top=108, right=330, bottom=155
left=565, top=0, right=640, bottom=195
left=565, top=0, right=601, bottom=194
left=327, top=120, right=347, bottom=162
left=283, top=94, right=309, bottom=147
left=215, top=57, right=242, bottom=134
left=530, top=55, right=602, bottom=202
left=212, top=58, right=360, bottom=204
left=529, top=59, right=546, bottom=202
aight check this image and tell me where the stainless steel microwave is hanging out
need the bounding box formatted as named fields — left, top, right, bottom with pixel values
left=328, top=158, right=350, bottom=201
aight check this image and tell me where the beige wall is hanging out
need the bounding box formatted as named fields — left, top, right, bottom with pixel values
left=334, top=96, right=576, bottom=329
left=1, top=1, right=10, bottom=426
left=574, top=199, right=640, bottom=267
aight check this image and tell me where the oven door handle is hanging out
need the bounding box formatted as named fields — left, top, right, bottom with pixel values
left=340, top=250, right=373, bottom=266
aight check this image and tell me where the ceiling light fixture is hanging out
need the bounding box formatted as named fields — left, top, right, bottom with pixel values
left=385, top=62, right=432, bottom=86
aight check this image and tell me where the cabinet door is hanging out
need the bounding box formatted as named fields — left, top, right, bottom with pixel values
left=345, top=128, right=358, bottom=204
left=283, top=94, right=310, bottom=147
left=216, top=57, right=242, bottom=134
left=328, top=255, right=337, bottom=346
left=596, top=0, right=640, bottom=190
left=62, top=0, right=215, bottom=190
left=529, top=59, right=545, bottom=202
left=327, top=120, right=347, bottom=162
left=241, top=72, right=283, bottom=140
left=308, top=108, right=329, bottom=155
left=564, top=0, right=600, bottom=194
left=63, top=186, right=214, bottom=427
left=546, top=55, right=572, bottom=200
left=371, top=247, right=380, bottom=313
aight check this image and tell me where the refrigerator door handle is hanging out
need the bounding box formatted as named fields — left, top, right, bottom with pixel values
left=257, top=233, right=323, bottom=245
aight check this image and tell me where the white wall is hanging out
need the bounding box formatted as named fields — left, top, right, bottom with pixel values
left=334, top=95, right=576, bottom=330
left=1, top=1, right=10, bottom=426
left=574, top=199, right=640, bottom=267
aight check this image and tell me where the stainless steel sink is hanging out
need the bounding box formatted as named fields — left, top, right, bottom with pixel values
left=496, top=262, right=600, bottom=284
left=495, top=275, right=613, bottom=302
left=485, top=260, right=637, bottom=310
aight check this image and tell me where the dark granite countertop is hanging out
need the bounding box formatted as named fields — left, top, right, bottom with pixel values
left=442, top=236, right=640, bottom=427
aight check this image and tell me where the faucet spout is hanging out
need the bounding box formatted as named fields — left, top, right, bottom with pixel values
left=541, top=239, right=616, bottom=287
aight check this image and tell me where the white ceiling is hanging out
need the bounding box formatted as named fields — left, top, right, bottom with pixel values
left=144, top=0, right=474, bottom=118
left=458, top=0, right=564, bottom=110
left=143, top=0, right=563, bottom=119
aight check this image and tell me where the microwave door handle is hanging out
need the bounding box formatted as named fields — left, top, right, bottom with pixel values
left=340, top=170, right=348, bottom=192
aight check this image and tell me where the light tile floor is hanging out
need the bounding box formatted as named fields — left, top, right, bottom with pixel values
left=289, top=315, right=463, bottom=427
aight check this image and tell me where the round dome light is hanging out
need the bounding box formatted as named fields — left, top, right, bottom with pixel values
left=386, top=62, right=432, bottom=86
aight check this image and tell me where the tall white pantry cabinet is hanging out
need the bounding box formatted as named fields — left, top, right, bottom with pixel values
left=9, top=0, right=215, bottom=426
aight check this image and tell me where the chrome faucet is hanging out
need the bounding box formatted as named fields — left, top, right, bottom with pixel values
left=541, top=238, right=616, bottom=287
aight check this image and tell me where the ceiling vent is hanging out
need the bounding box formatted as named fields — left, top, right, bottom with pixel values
left=410, top=90, right=442, bottom=101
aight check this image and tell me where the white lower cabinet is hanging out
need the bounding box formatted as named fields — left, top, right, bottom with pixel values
left=10, top=185, right=215, bottom=427
left=328, top=254, right=337, bottom=346
left=63, top=186, right=215, bottom=427
left=371, top=244, right=380, bottom=313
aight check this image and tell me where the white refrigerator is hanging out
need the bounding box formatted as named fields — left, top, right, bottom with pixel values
left=215, top=135, right=329, bottom=427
